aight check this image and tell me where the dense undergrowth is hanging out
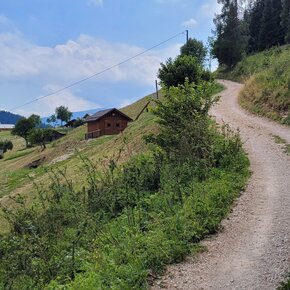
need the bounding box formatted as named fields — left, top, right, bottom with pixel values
left=217, top=45, right=290, bottom=125
left=0, top=81, right=249, bottom=289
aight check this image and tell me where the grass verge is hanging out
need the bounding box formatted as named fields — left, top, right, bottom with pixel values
left=217, top=45, right=290, bottom=125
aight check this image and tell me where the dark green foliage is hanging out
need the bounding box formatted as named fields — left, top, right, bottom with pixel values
left=259, top=0, right=284, bottom=51
left=28, top=128, right=55, bottom=150
left=0, top=140, right=13, bottom=153
left=215, top=0, right=290, bottom=59
left=180, top=38, right=207, bottom=65
left=55, top=106, right=72, bottom=126
left=157, top=55, right=203, bottom=87
left=281, top=0, right=290, bottom=43
left=11, top=115, right=41, bottom=147
left=146, top=81, right=219, bottom=180
left=247, top=0, right=265, bottom=53
left=213, top=0, right=248, bottom=68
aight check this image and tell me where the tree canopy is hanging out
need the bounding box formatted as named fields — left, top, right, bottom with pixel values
left=28, top=128, right=54, bottom=150
left=55, top=106, right=72, bottom=126
left=180, top=38, right=207, bottom=65
left=157, top=54, right=210, bottom=88
left=213, top=0, right=290, bottom=68
left=11, top=115, right=41, bottom=147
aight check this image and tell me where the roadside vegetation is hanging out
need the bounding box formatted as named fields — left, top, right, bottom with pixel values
left=0, top=39, right=249, bottom=289
left=212, top=1, right=290, bottom=125
left=0, top=81, right=249, bottom=289
left=217, top=46, right=290, bottom=125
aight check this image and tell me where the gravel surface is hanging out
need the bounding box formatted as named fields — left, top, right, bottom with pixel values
left=152, top=80, right=290, bottom=290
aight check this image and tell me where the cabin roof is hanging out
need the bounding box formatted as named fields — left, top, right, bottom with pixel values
left=85, top=108, right=132, bottom=123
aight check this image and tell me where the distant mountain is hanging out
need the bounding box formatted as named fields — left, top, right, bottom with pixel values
left=0, top=111, right=23, bottom=124
left=42, top=108, right=105, bottom=125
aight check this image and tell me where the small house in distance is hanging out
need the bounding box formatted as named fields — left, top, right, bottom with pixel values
left=85, top=108, right=132, bottom=140
left=0, top=124, right=15, bottom=132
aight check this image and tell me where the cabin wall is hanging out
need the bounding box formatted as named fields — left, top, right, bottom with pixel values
left=86, top=116, right=129, bottom=139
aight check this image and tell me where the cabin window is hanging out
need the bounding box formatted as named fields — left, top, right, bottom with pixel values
left=116, top=123, right=120, bottom=127
left=107, top=123, right=111, bottom=127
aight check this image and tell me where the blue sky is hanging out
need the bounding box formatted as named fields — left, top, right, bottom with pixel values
left=0, top=0, right=221, bottom=117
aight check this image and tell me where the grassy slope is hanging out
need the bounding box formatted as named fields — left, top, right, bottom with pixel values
left=0, top=93, right=156, bottom=234
left=0, top=84, right=250, bottom=289
left=217, top=45, right=290, bottom=124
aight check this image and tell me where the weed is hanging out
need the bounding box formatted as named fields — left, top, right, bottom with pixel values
left=272, top=135, right=290, bottom=155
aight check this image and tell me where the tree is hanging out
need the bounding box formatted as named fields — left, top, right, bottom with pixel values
left=147, top=80, right=219, bottom=181
left=247, top=0, right=265, bottom=53
left=55, top=106, right=72, bottom=126
left=47, top=114, right=57, bottom=127
left=158, top=55, right=203, bottom=87
left=180, top=38, right=207, bottom=65
left=281, top=0, right=290, bottom=43
left=28, top=128, right=54, bottom=150
left=11, top=115, right=41, bottom=147
left=213, top=0, right=248, bottom=68
left=259, top=0, right=284, bottom=50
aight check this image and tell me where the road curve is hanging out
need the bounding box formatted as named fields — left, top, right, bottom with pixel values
left=152, top=80, right=290, bottom=290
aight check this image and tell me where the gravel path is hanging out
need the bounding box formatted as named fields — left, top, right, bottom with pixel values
left=152, top=80, right=290, bottom=290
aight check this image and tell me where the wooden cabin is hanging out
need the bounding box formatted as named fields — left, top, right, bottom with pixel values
left=85, top=108, right=132, bottom=140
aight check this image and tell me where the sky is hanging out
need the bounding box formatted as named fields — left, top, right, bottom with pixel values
left=0, top=0, right=221, bottom=117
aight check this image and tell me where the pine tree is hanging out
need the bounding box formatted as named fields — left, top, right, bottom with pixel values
left=212, top=0, right=247, bottom=68
left=281, top=0, right=290, bottom=43
left=247, top=0, right=265, bottom=53
left=259, top=0, right=284, bottom=50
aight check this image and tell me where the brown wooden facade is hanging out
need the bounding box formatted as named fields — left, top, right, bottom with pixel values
left=85, top=108, right=132, bottom=140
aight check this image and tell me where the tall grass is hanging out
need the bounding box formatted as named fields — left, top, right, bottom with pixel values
left=217, top=45, right=290, bottom=124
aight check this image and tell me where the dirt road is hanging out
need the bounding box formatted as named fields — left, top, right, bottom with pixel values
left=152, top=80, right=290, bottom=290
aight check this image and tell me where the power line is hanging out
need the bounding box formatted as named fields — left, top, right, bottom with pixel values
left=9, top=31, right=186, bottom=112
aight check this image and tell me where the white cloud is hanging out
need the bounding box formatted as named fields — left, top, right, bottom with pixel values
left=16, top=85, right=101, bottom=117
left=182, top=18, right=198, bottom=28
left=87, top=0, right=103, bottom=7
left=0, top=32, right=180, bottom=85
left=201, top=1, right=222, bottom=18
left=0, top=32, right=181, bottom=116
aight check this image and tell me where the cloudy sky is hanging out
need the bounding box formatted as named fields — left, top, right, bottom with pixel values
left=0, top=0, right=221, bottom=117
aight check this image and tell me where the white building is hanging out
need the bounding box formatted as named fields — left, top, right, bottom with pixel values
left=0, top=124, right=15, bottom=131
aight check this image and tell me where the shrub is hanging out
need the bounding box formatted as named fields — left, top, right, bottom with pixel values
left=158, top=55, right=204, bottom=87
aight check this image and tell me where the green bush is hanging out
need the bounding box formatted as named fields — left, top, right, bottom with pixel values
left=158, top=55, right=208, bottom=87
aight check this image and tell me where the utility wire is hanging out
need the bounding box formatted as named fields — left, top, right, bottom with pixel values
left=9, top=31, right=186, bottom=112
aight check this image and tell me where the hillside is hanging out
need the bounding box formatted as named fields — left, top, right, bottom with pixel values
left=0, top=92, right=156, bottom=233
left=0, top=111, right=23, bottom=124
left=217, top=45, right=290, bottom=125
left=0, top=82, right=250, bottom=289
